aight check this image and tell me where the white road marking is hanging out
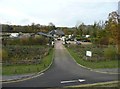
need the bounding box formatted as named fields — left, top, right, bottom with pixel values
left=78, top=79, right=86, bottom=82
left=61, top=80, right=77, bottom=84
left=61, top=79, right=85, bottom=84
left=31, top=73, right=44, bottom=78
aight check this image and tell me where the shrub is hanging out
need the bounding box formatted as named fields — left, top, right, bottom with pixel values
left=2, top=49, right=8, bottom=61
left=4, top=36, right=49, bottom=45
left=104, top=46, right=117, bottom=60
left=99, top=37, right=109, bottom=45
left=0, top=48, right=2, bottom=61
left=109, top=38, right=115, bottom=45
left=91, top=38, right=99, bottom=44
left=2, top=45, right=51, bottom=65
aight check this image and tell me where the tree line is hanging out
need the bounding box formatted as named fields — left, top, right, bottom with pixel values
left=2, top=22, right=56, bottom=33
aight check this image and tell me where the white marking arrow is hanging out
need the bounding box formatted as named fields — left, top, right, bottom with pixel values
left=61, top=79, right=85, bottom=84
left=78, top=79, right=86, bottom=82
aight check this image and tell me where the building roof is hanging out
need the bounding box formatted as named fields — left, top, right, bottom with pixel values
left=49, top=29, right=64, bottom=36
left=37, top=32, right=53, bottom=38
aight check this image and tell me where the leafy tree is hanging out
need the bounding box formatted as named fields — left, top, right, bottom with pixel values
left=106, top=11, right=120, bottom=55
left=97, top=30, right=109, bottom=45
left=91, top=22, right=100, bottom=38
left=48, top=22, right=56, bottom=31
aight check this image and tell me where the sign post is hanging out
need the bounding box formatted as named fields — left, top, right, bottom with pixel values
left=86, top=51, right=92, bottom=60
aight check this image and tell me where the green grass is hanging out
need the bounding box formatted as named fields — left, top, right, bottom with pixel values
left=2, top=49, right=54, bottom=75
left=67, top=48, right=119, bottom=69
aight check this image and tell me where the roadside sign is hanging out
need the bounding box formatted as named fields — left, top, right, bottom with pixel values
left=86, top=51, right=92, bottom=57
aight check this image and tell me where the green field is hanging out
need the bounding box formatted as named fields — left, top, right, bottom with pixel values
left=67, top=45, right=119, bottom=69
left=2, top=49, right=54, bottom=75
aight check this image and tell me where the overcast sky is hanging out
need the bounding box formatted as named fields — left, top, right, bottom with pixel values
left=0, top=0, right=119, bottom=27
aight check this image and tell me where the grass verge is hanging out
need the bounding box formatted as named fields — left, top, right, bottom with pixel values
left=67, top=48, right=119, bottom=69
left=2, top=49, right=54, bottom=75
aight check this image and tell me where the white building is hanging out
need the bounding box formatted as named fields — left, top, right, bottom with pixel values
left=10, top=33, right=19, bottom=38
left=85, top=35, right=90, bottom=38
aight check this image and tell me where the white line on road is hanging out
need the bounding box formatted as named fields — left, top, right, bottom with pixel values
left=61, top=79, right=85, bottom=84
left=61, top=80, right=77, bottom=84
left=31, top=73, right=44, bottom=78
left=78, top=79, right=86, bottom=82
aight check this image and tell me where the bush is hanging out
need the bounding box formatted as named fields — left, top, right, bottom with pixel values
left=33, top=36, right=48, bottom=45
left=104, top=46, right=117, bottom=60
left=0, top=48, right=2, bottom=57
left=109, top=38, right=115, bottom=45
left=2, top=45, right=51, bottom=65
left=68, top=44, right=117, bottom=62
left=2, top=38, right=19, bottom=45
left=99, top=37, right=109, bottom=45
left=91, top=38, right=99, bottom=44
left=20, top=37, right=29, bottom=45
left=3, top=36, right=49, bottom=45
left=2, top=49, right=8, bottom=61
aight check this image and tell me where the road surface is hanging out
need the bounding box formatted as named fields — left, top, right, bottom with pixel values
left=2, top=41, right=118, bottom=87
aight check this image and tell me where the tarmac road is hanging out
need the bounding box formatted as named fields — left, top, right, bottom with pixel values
left=2, top=41, right=118, bottom=87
